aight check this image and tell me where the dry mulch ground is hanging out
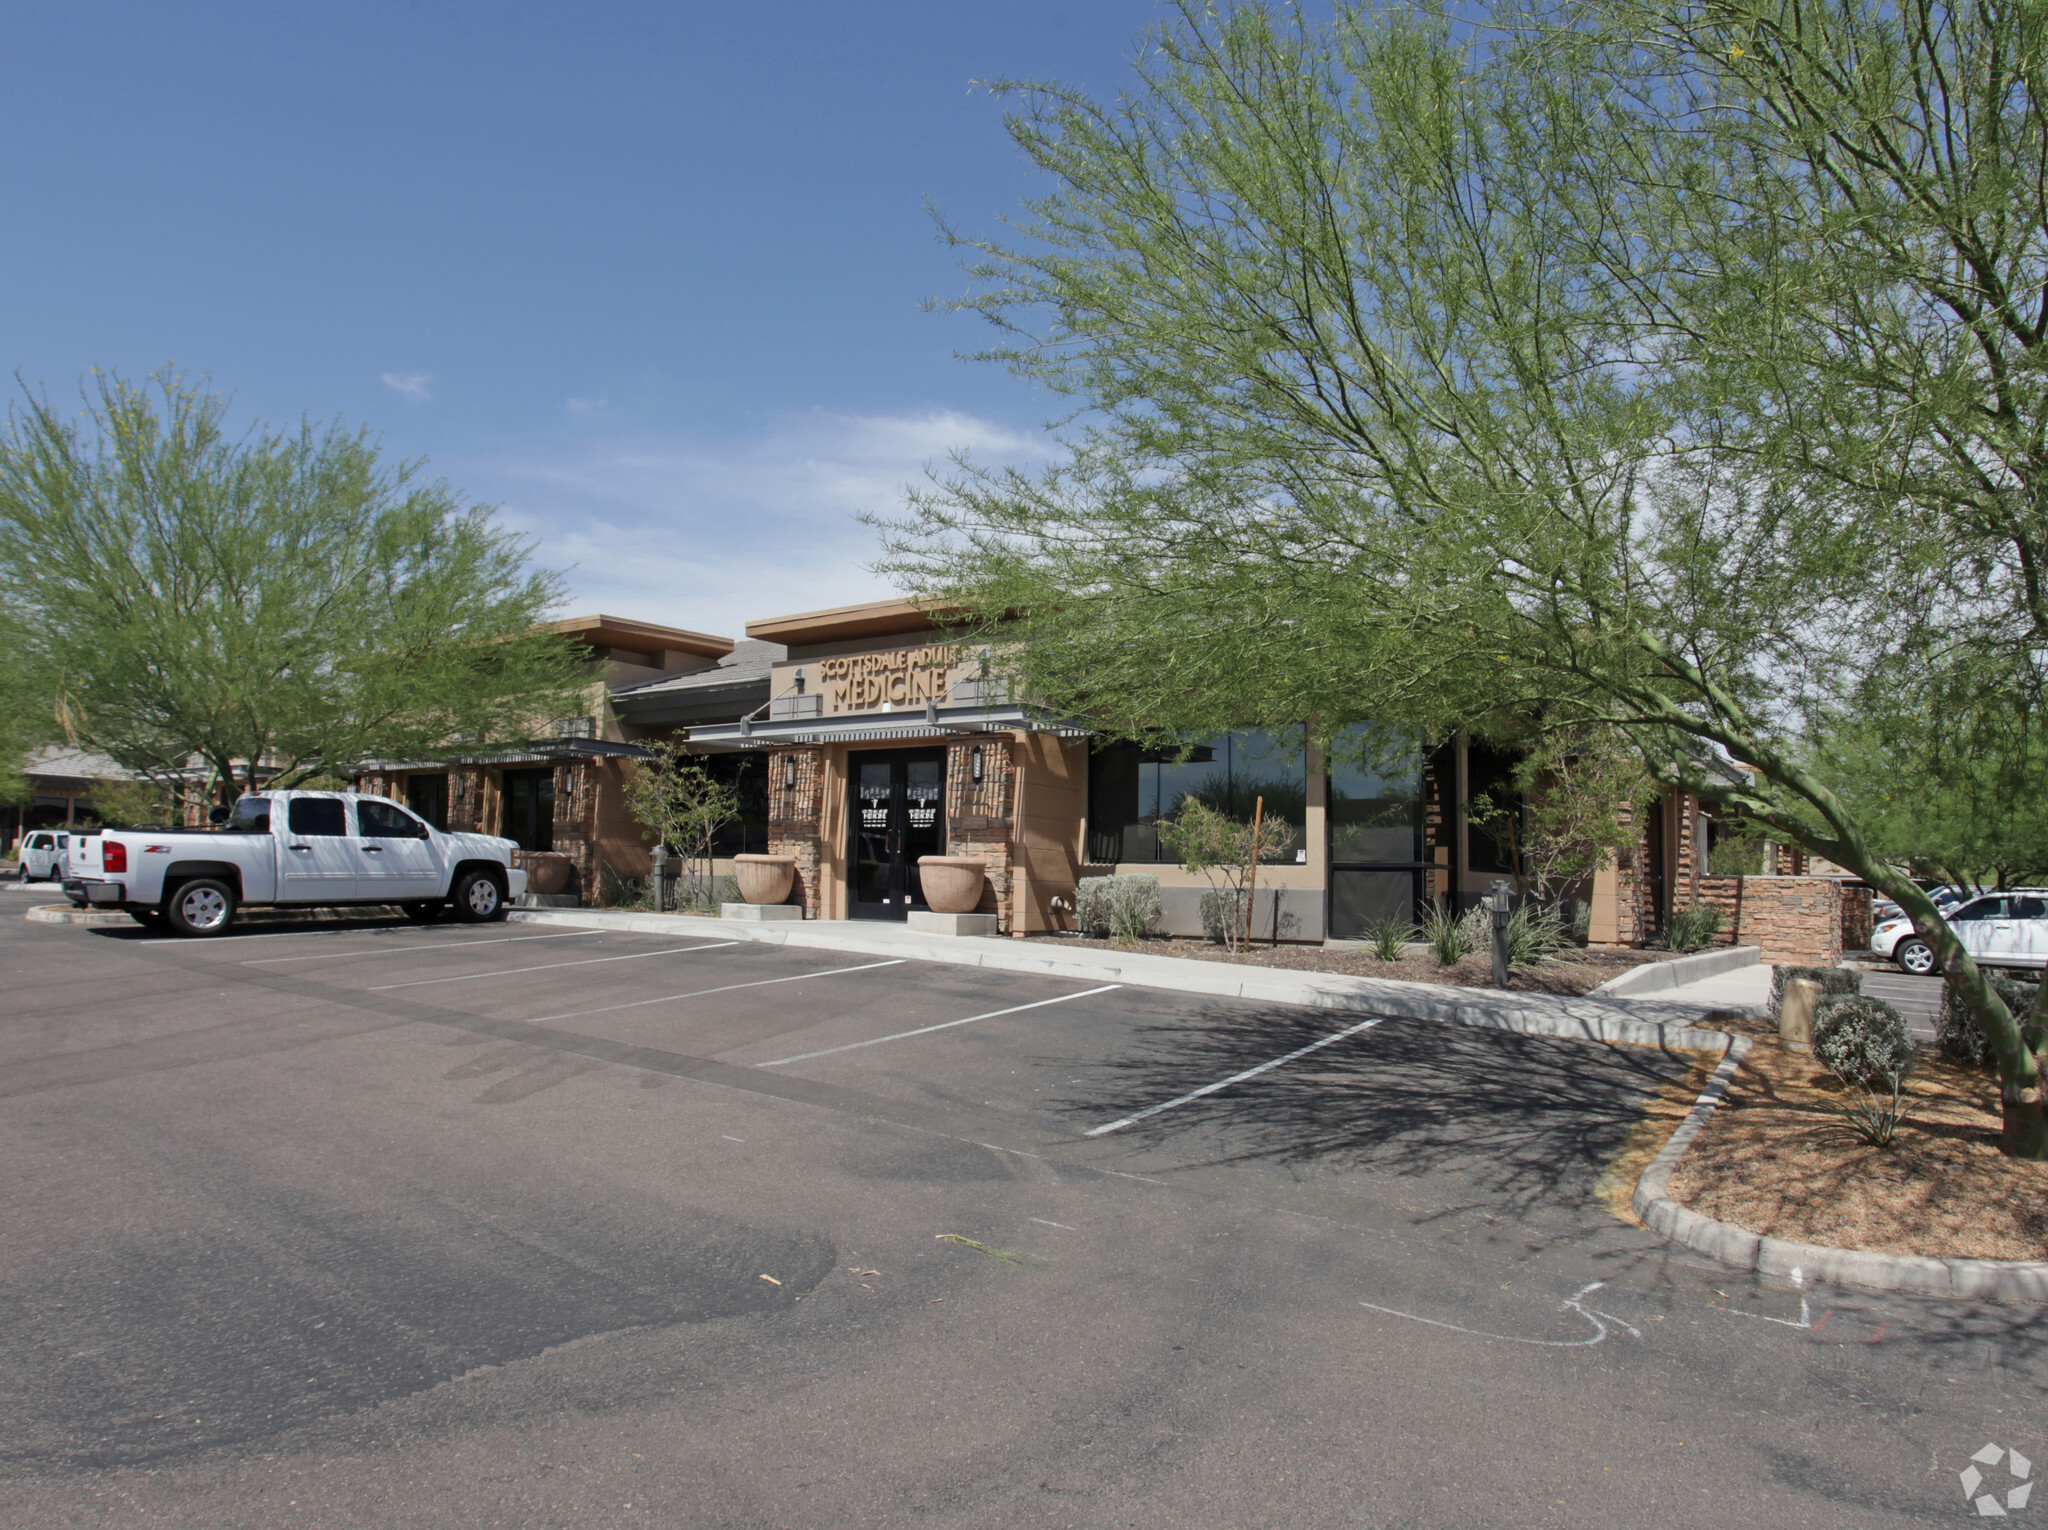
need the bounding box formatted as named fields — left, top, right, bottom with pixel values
left=1662, top=1037, right=2048, bottom=1263
left=1020, top=934, right=1677, bottom=995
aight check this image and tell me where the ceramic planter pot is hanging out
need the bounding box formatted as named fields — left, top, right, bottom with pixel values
left=918, top=855, right=987, bottom=914
left=516, top=851, right=575, bottom=896
left=734, top=853, right=798, bottom=905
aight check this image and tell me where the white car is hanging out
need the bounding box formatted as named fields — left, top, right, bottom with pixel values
left=1875, top=892, right=2048, bottom=976
left=15, top=830, right=69, bottom=881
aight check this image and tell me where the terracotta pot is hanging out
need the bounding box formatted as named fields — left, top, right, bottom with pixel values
left=918, top=855, right=987, bottom=914
left=734, top=853, right=798, bottom=905
left=516, top=851, right=575, bottom=896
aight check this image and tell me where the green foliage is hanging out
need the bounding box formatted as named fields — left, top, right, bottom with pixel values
left=623, top=739, right=739, bottom=905
left=1364, top=915, right=1414, bottom=962
left=0, top=371, right=585, bottom=793
left=875, top=0, right=2048, bottom=1141
left=85, top=777, right=177, bottom=828
left=1939, top=974, right=2040, bottom=1072
left=595, top=861, right=646, bottom=911
left=1075, top=873, right=1163, bottom=944
left=1770, top=964, right=1862, bottom=1019
left=1159, top=796, right=1296, bottom=950
left=1505, top=902, right=1572, bottom=967
left=1663, top=902, right=1724, bottom=954
left=1417, top=901, right=1469, bottom=967
left=1814, top=994, right=1916, bottom=1148
left=1467, top=729, right=1659, bottom=900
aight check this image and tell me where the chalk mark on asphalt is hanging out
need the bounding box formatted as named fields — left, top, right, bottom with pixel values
left=1357, top=1282, right=1642, bottom=1348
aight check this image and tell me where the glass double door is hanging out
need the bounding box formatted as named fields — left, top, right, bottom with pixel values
left=849, top=749, right=946, bottom=921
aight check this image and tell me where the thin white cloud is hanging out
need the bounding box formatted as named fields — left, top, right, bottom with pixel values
left=459, top=407, right=1055, bottom=639
left=381, top=371, right=433, bottom=401
left=565, top=396, right=608, bottom=417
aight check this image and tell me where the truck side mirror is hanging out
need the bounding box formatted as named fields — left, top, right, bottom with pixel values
left=208, top=804, right=231, bottom=825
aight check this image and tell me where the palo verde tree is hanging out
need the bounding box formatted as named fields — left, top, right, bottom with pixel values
left=0, top=371, right=588, bottom=799
left=881, top=0, right=2048, bottom=1153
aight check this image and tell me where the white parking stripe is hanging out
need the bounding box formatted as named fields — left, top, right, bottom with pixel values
left=1084, top=1017, right=1386, bottom=1137
left=242, top=930, right=601, bottom=966
left=369, top=941, right=740, bottom=991
left=757, top=984, right=1123, bottom=1067
left=515, top=959, right=907, bottom=1026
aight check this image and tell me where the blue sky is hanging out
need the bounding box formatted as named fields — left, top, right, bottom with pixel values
left=1, top=1, right=1167, bottom=637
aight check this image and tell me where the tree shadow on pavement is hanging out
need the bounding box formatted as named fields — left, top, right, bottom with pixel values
left=1052, top=1004, right=1700, bottom=1224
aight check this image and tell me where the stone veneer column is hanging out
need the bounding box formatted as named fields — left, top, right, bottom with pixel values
left=768, top=749, right=826, bottom=917
left=551, top=760, right=597, bottom=896
left=449, top=767, right=488, bottom=835
left=944, top=739, right=1016, bottom=932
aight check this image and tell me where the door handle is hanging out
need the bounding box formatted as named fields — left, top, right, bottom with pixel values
left=289, top=843, right=311, bottom=851
left=362, top=845, right=384, bottom=854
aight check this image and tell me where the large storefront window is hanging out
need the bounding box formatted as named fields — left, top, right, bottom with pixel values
left=701, top=752, right=770, bottom=858
left=1087, top=731, right=1307, bottom=864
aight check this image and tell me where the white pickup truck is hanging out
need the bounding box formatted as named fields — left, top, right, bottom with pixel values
left=61, top=791, right=530, bottom=937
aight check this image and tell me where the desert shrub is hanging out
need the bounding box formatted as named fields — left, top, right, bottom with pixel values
left=1813, top=996, right=1914, bottom=1089
left=1769, top=964, right=1862, bottom=1019
left=596, top=861, right=647, bottom=910
left=1075, top=874, right=1163, bottom=944
left=1664, top=901, right=1723, bottom=953
left=1505, top=902, right=1571, bottom=966
left=1418, top=900, right=1469, bottom=966
left=1937, top=973, right=2039, bottom=1071
left=1199, top=886, right=1245, bottom=944
left=1364, top=915, right=1414, bottom=962
left=1814, top=994, right=1916, bottom=1147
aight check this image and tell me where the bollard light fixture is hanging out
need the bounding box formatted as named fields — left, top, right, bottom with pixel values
left=970, top=745, right=984, bottom=784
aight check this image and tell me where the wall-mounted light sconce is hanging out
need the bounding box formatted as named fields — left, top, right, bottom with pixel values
left=784, top=754, right=798, bottom=789
left=970, top=745, right=985, bottom=784
left=792, top=667, right=806, bottom=694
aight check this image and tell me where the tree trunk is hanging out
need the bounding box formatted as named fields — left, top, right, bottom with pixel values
left=1854, top=867, right=2048, bottom=1159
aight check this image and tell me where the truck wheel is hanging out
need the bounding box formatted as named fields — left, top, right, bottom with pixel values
left=452, top=870, right=506, bottom=923
left=165, top=878, right=236, bottom=937
left=401, top=900, right=447, bottom=922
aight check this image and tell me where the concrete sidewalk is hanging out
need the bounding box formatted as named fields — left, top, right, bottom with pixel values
left=505, top=907, right=1746, bottom=1054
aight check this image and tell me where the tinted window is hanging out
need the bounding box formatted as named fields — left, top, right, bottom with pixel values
left=1330, top=725, right=1424, bottom=865
left=1086, top=732, right=1307, bottom=864
left=2014, top=897, right=2048, bottom=920
left=1953, top=897, right=2007, bottom=922
left=230, top=797, right=272, bottom=833
left=359, top=800, right=428, bottom=839
left=287, top=798, right=348, bottom=837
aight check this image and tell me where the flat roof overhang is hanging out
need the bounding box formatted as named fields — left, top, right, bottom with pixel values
left=545, top=613, right=735, bottom=660
left=686, top=703, right=1090, bottom=751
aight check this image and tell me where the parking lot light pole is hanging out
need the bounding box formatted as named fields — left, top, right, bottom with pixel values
left=1490, top=880, right=1514, bottom=989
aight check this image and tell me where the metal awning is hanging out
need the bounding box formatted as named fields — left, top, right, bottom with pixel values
left=686, top=703, right=1090, bottom=751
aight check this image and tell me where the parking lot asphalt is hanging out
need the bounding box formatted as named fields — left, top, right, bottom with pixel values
left=1, top=906, right=2040, bottom=1529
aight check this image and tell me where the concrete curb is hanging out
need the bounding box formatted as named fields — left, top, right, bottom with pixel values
left=504, top=906, right=1737, bottom=1053
left=24, top=903, right=134, bottom=928
left=1632, top=1035, right=2048, bottom=1301
left=1591, top=944, right=1762, bottom=997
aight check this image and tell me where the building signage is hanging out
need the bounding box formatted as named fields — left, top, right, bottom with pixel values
left=804, top=644, right=974, bottom=715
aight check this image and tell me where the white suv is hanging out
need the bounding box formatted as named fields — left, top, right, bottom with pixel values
left=15, top=831, right=68, bottom=881
left=1876, top=892, right=2048, bottom=975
